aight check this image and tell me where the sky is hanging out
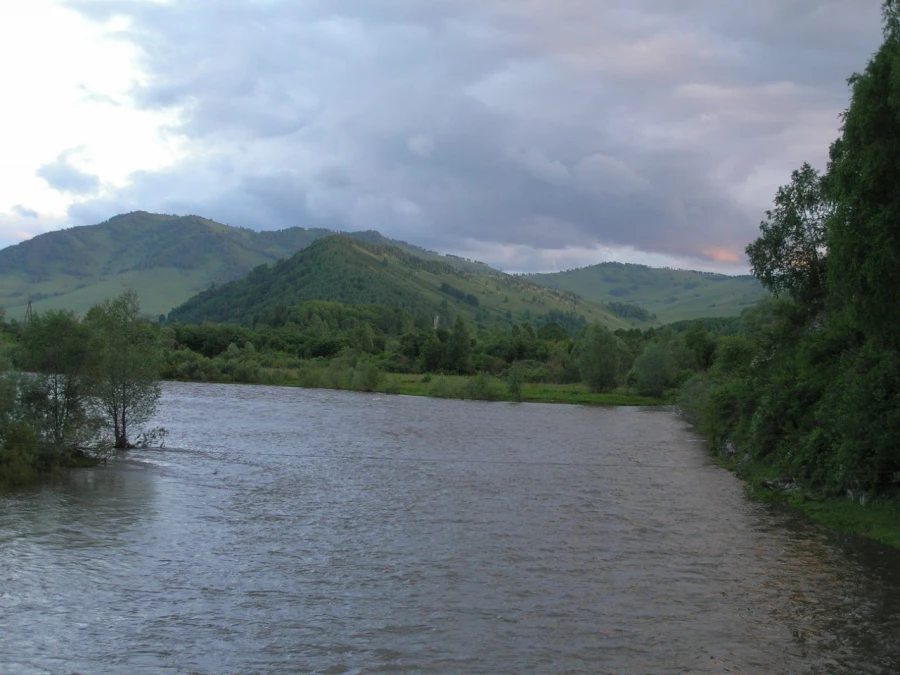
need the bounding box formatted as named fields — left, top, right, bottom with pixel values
left=0, top=0, right=885, bottom=274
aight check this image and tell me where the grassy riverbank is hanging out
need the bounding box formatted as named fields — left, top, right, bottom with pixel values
left=275, top=371, right=666, bottom=406
left=715, top=453, right=900, bottom=549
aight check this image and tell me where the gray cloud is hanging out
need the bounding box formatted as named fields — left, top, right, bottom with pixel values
left=65, top=0, right=883, bottom=270
left=12, top=205, right=38, bottom=219
left=37, top=149, right=100, bottom=195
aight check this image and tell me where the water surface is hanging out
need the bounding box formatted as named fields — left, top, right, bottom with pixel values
left=2, top=382, right=899, bottom=674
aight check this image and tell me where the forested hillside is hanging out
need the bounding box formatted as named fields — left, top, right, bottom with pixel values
left=168, top=235, right=630, bottom=331
left=0, top=212, right=493, bottom=318
left=529, top=263, right=766, bottom=323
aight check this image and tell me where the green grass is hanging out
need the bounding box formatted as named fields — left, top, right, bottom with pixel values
left=716, top=454, right=900, bottom=549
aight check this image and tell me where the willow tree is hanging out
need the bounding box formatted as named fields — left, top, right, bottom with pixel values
left=827, top=1, right=900, bottom=345
left=86, top=291, right=162, bottom=449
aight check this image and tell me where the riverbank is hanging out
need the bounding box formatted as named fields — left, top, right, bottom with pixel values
left=167, top=368, right=668, bottom=406
left=712, top=449, right=900, bottom=549
left=361, top=373, right=666, bottom=406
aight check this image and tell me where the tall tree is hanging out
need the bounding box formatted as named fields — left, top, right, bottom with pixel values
left=745, top=162, right=829, bottom=309
left=445, top=315, right=473, bottom=374
left=86, top=291, right=162, bottom=449
left=827, top=1, right=900, bottom=344
left=576, top=324, right=629, bottom=392
left=18, top=310, right=98, bottom=450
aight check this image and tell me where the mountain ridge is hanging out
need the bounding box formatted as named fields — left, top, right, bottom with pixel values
left=167, top=234, right=628, bottom=331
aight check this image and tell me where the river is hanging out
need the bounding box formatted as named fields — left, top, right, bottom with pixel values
left=1, top=382, right=899, bottom=674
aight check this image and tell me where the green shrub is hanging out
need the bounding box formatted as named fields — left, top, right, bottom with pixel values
left=351, top=361, right=383, bottom=392
left=506, top=365, right=523, bottom=402
left=463, top=372, right=500, bottom=401
left=428, top=376, right=458, bottom=398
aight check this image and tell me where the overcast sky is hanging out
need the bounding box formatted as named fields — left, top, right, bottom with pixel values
left=0, top=0, right=885, bottom=273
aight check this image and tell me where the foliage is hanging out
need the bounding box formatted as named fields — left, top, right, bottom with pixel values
left=826, top=4, right=900, bottom=347
left=0, top=291, right=165, bottom=485
left=631, top=341, right=678, bottom=397
left=745, top=163, right=829, bottom=308
left=575, top=324, right=630, bottom=392
left=85, top=291, right=163, bottom=449
left=506, top=364, right=524, bottom=402
left=166, top=235, right=626, bottom=331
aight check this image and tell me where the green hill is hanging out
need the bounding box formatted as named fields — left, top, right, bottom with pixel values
left=528, top=262, right=767, bottom=323
left=168, top=235, right=632, bottom=331
left=0, top=211, right=494, bottom=319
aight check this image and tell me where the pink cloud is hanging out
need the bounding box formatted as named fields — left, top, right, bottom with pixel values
left=701, top=246, right=741, bottom=263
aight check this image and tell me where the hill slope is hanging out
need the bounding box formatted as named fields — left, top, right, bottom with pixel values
left=168, top=236, right=632, bottom=331
left=0, top=212, right=493, bottom=318
left=528, top=262, right=767, bottom=322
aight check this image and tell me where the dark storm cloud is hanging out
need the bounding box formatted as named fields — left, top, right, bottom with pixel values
left=37, top=149, right=100, bottom=195
left=67, top=0, right=883, bottom=270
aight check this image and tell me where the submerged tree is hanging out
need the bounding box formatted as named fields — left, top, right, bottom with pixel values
left=86, top=291, right=162, bottom=448
left=18, top=310, right=100, bottom=451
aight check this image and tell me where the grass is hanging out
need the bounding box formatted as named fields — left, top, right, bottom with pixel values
left=715, top=453, right=900, bottom=549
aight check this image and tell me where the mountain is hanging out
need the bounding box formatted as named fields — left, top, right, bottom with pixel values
left=0, top=211, right=494, bottom=319
left=168, top=235, right=631, bottom=331
left=528, top=262, right=767, bottom=323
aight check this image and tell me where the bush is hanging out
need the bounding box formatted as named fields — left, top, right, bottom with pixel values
left=507, top=365, right=523, bottom=402
left=351, top=361, right=383, bottom=392
left=428, top=376, right=458, bottom=399
left=463, top=372, right=500, bottom=401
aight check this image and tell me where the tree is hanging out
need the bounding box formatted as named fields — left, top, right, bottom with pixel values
left=18, top=310, right=99, bottom=451
left=631, top=341, right=677, bottom=397
left=745, top=162, right=829, bottom=308
left=418, top=334, right=444, bottom=372
left=85, top=291, right=162, bottom=449
left=445, top=315, right=473, bottom=374
left=826, top=1, right=900, bottom=344
left=576, top=324, right=629, bottom=392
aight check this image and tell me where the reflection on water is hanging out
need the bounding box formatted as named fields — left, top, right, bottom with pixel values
left=1, top=382, right=898, bottom=674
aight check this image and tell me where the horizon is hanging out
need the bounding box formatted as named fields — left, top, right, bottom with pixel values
left=0, top=209, right=759, bottom=279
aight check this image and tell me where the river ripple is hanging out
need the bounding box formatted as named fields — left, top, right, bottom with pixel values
left=1, top=382, right=899, bottom=674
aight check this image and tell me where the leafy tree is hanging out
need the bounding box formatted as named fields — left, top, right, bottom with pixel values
left=745, top=162, right=829, bottom=308
left=18, top=310, right=100, bottom=451
left=684, top=322, right=717, bottom=370
left=85, top=291, right=162, bottom=449
left=445, top=315, right=473, bottom=374
left=827, top=1, right=900, bottom=344
left=418, top=334, right=444, bottom=372
left=576, top=324, right=629, bottom=392
left=631, top=341, right=678, bottom=397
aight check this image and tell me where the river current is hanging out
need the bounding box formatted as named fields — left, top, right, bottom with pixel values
left=1, top=382, right=899, bottom=674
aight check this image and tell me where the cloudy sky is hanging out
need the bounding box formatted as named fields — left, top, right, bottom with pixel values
left=0, top=0, right=884, bottom=273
